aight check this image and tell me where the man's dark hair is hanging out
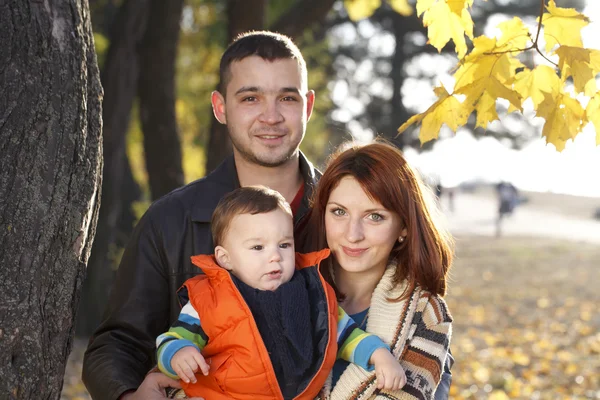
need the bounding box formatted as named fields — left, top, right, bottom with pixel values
left=218, top=30, right=307, bottom=95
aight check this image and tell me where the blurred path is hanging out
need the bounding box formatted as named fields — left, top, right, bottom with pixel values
left=441, top=192, right=600, bottom=245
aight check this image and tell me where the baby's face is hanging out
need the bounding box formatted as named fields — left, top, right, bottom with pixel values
left=221, top=209, right=295, bottom=291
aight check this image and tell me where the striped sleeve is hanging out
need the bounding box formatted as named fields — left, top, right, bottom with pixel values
left=390, top=294, right=453, bottom=400
left=337, top=306, right=388, bottom=370
left=156, top=300, right=209, bottom=379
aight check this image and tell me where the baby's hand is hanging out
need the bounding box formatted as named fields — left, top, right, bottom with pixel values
left=171, top=346, right=210, bottom=383
left=370, top=348, right=406, bottom=391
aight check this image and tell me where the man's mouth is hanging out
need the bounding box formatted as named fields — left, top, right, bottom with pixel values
left=257, top=135, right=283, bottom=139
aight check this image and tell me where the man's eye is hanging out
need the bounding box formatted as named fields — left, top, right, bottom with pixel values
left=242, top=96, right=257, bottom=102
left=251, top=245, right=263, bottom=250
left=282, top=96, right=298, bottom=102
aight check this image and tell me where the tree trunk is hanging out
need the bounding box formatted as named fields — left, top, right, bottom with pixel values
left=139, top=0, right=185, bottom=200
left=205, top=0, right=267, bottom=174
left=0, top=1, right=102, bottom=398
left=270, top=0, right=337, bottom=40
left=76, top=0, right=148, bottom=337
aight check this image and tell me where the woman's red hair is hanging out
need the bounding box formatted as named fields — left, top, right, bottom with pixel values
left=301, top=140, right=453, bottom=298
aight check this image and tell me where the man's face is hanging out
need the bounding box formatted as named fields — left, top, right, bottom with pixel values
left=212, top=56, right=315, bottom=167
left=216, top=209, right=296, bottom=291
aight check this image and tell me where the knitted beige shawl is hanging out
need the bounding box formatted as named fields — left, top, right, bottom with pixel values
left=317, top=263, right=453, bottom=400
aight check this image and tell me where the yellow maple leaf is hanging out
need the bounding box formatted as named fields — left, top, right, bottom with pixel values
left=514, top=65, right=563, bottom=110
left=542, top=0, right=589, bottom=53
left=536, top=91, right=586, bottom=151
left=496, top=17, right=531, bottom=50
left=344, top=0, right=381, bottom=21
left=586, top=92, right=600, bottom=146
left=421, top=0, right=474, bottom=58
left=389, top=0, right=413, bottom=16
left=554, top=46, right=600, bottom=96
left=398, top=85, right=470, bottom=143
left=453, top=35, right=523, bottom=91
left=456, top=75, right=522, bottom=128
left=474, top=92, right=498, bottom=129
left=416, top=0, right=436, bottom=16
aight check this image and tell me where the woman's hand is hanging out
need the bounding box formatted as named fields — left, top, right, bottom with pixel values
left=171, top=346, right=210, bottom=383
left=370, top=348, right=407, bottom=391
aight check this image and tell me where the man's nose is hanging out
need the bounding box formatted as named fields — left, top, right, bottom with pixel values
left=258, top=101, right=284, bottom=125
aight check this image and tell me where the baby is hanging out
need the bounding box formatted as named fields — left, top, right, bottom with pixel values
left=156, top=186, right=406, bottom=399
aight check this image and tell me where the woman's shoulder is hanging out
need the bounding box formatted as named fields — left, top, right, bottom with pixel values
left=414, top=288, right=453, bottom=325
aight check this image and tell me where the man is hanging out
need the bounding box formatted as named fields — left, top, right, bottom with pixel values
left=82, top=31, right=452, bottom=400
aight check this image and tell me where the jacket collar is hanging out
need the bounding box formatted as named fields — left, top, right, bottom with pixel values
left=190, top=249, right=331, bottom=283
left=191, top=152, right=320, bottom=223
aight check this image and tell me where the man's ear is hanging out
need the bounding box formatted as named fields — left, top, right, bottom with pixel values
left=305, top=90, right=315, bottom=121
left=214, top=245, right=232, bottom=270
left=211, top=91, right=227, bottom=124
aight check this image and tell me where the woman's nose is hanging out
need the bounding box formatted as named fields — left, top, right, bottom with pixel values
left=345, top=219, right=364, bottom=242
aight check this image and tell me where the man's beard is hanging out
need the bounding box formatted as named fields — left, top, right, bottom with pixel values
left=229, top=126, right=301, bottom=168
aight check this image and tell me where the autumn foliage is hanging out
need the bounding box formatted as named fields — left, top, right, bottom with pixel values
left=345, top=0, right=600, bottom=151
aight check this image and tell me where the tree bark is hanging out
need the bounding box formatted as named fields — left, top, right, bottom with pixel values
left=0, top=1, right=102, bottom=398
left=388, top=11, right=411, bottom=149
left=76, top=0, right=147, bottom=337
left=138, top=0, right=185, bottom=200
left=205, top=0, right=267, bottom=174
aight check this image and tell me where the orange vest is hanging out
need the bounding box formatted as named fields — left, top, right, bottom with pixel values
left=182, top=249, right=336, bottom=400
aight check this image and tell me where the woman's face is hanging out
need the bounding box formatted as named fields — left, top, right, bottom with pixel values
left=325, top=176, right=404, bottom=275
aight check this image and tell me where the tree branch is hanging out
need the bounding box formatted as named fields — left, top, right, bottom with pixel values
left=483, top=0, right=558, bottom=67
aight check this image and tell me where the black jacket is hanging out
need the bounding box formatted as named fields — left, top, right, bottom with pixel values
left=82, top=154, right=320, bottom=400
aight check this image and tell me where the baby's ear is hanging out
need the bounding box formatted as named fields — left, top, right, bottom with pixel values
left=214, top=246, right=231, bottom=270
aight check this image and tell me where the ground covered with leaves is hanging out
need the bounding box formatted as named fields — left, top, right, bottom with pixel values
left=446, top=236, right=600, bottom=399
left=62, top=235, right=600, bottom=399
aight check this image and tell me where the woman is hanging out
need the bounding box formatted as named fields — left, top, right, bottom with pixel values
left=302, top=141, right=454, bottom=399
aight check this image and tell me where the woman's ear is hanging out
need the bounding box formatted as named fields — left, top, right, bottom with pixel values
left=398, top=227, right=408, bottom=243
left=215, top=245, right=232, bottom=270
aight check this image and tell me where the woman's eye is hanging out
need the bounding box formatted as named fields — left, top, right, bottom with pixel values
left=251, top=245, right=263, bottom=250
left=331, top=208, right=346, bottom=216
left=369, top=213, right=384, bottom=222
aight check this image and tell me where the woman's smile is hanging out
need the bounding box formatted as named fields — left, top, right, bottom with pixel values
left=341, top=246, right=368, bottom=257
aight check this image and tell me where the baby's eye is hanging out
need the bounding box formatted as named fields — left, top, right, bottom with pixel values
left=331, top=208, right=346, bottom=216
left=279, top=243, right=292, bottom=249
left=369, top=213, right=384, bottom=222
left=251, top=245, right=264, bottom=250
